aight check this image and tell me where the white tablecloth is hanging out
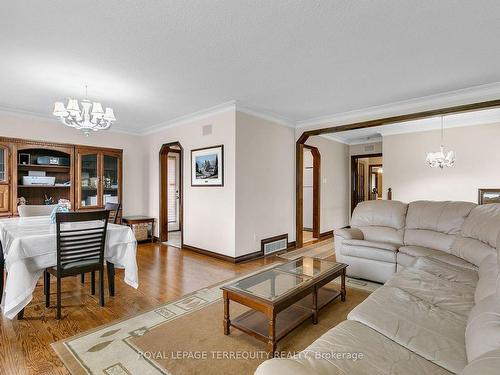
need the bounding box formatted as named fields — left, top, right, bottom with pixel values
left=0, top=216, right=138, bottom=319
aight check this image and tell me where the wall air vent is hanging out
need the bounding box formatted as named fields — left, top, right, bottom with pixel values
left=364, top=145, right=375, bottom=152
left=261, top=234, right=288, bottom=256
left=202, top=124, right=213, bottom=136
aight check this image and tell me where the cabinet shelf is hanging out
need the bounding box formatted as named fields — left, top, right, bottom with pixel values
left=18, top=185, right=71, bottom=188
left=18, top=164, right=70, bottom=172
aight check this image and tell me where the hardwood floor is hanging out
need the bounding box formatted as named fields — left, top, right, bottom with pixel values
left=0, top=242, right=278, bottom=375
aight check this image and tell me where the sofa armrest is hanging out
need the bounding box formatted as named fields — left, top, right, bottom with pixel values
left=335, top=228, right=364, bottom=241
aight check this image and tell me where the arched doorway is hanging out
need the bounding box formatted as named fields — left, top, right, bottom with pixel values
left=159, top=142, right=183, bottom=246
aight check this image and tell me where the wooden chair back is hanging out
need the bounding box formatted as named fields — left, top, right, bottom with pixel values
left=104, top=203, right=121, bottom=224
left=56, top=211, right=109, bottom=275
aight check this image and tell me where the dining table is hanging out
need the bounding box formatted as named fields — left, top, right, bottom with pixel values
left=0, top=215, right=138, bottom=320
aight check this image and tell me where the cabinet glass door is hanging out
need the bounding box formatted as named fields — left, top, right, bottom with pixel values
left=0, top=146, right=6, bottom=182
left=0, top=145, right=9, bottom=213
left=102, top=154, right=120, bottom=206
left=79, top=153, right=100, bottom=208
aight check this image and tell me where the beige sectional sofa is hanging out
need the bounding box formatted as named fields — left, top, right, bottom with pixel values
left=255, top=201, right=500, bottom=375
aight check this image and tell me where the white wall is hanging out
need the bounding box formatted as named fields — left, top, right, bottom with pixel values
left=384, top=123, right=500, bottom=203
left=235, top=111, right=295, bottom=256
left=305, top=136, right=350, bottom=232
left=145, top=109, right=237, bottom=257
left=0, top=113, right=148, bottom=215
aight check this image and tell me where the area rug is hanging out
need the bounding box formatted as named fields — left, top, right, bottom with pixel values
left=53, top=271, right=377, bottom=375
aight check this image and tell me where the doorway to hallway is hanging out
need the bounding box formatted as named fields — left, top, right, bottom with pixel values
left=160, top=142, right=183, bottom=248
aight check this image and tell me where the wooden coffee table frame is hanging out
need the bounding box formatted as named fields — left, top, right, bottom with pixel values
left=221, top=262, right=347, bottom=357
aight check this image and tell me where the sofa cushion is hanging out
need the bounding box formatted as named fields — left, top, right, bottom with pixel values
left=465, top=293, right=500, bottom=362
left=409, top=257, right=478, bottom=286
left=341, top=239, right=397, bottom=263
left=254, top=320, right=453, bottom=375
left=451, top=203, right=500, bottom=266
left=348, top=285, right=468, bottom=373
left=385, top=266, right=476, bottom=318
left=404, top=201, right=476, bottom=252
left=348, top=286, right=468, bottom=373
left=398, top=245, right=478, bottom=271
left=475, top=254, right=500, bottom=303
left=351, top=200, right=408, bottom=245
left=458, top=348, right=500, bottom=375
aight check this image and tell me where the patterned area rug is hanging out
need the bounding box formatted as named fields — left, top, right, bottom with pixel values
left=52, top=267, right=379, bottom=375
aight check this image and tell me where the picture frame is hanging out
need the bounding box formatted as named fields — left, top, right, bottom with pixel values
left=191, top=145, right=224, bottom=186
left=478, top=188, right=500, bottom=205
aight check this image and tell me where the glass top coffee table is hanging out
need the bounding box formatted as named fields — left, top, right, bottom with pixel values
left=221, top=257, right=347, bottom=356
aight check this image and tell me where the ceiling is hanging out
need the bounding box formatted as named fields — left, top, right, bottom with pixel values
left=2, top=1, right=500, bottom=134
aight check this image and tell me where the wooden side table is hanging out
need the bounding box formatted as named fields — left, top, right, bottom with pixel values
left=122, top=216, right=155, bottom=243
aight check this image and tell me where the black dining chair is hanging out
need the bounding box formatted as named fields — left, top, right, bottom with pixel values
left=45, top=210, right=109, bottom=320
left=80, top=204, right=120, bottom=295
left=104, top=202, right=122, bottom=224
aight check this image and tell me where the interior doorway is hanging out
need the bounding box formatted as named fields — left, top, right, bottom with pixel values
left=302, top=145, right=320, bottom=243
left=160, top=142, right=183, bottom=248
left=351, top=153, right=383, bottom=213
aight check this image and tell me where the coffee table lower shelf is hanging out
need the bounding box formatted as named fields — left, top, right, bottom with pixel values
left=230, top=287, right=341, bottom=344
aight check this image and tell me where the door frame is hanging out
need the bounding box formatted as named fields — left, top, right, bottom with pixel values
left=159, top=142, right=183, bottom=244
left=350, top=153, right=382, bottom=214
left=368, top=163, right=383, bottom=200
left=302, top=145, right=321, bottom=240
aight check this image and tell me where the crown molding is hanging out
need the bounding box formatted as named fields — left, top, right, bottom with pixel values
left=296, top=82, right=500, bottom=129
left=142, top=101, right=237, bottom=135
left=236, top=102, right=295, bottom=128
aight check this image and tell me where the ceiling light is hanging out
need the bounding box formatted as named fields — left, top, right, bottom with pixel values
left=53, top=85, right=116, bottom=136
left=426, top=116, right=455, bottom=168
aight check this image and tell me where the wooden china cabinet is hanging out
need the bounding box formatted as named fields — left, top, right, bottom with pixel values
left=75, top=147, right=122, bottom=211
left=0, top=136, right=123, bottom=217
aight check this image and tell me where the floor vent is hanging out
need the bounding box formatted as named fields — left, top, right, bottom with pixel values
left=261, top=234, right=288, bottom=256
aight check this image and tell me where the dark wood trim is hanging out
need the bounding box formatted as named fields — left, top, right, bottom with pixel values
left=368, top=163, right=383, bottom=200
left=183, top=244, right=263, bottom=264
left=300, top=99, right=500, bottom=138
left=295, top=99, right=500, bottom=248
left=303, top=145, right=321, bottom=239
left=190, top=144, right=224, bottom=187
left=319, top=230, right=334, bottom=239
left=159, top=142, right=184, bottom=244
left=350, top=153, right=383, bottom=214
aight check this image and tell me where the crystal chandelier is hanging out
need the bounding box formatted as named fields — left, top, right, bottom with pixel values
left=426, top=116, right=455, bottom=168
left=53, top=86, right=116, bottom=136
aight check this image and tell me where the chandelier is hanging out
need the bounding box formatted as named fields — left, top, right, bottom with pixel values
left=426, top=116, right=455, bottom=168
left=53, top=86, right=116, bottom=136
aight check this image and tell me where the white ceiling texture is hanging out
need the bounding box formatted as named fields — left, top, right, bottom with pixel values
left=1, top=1, right=500, bottom=134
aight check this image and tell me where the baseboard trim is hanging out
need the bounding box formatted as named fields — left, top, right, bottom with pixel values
left=183, top=244, right=263, bottom=264
left=319, top=230, right=334, bottom=239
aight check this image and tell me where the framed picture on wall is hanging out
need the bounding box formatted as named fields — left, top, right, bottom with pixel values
left=478, top=188, right=500, bottom=205
left=191, top=145, right=224, bottom=186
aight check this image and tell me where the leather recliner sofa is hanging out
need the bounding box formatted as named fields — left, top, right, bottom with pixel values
left=255, top=202, right=500, bottom=375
